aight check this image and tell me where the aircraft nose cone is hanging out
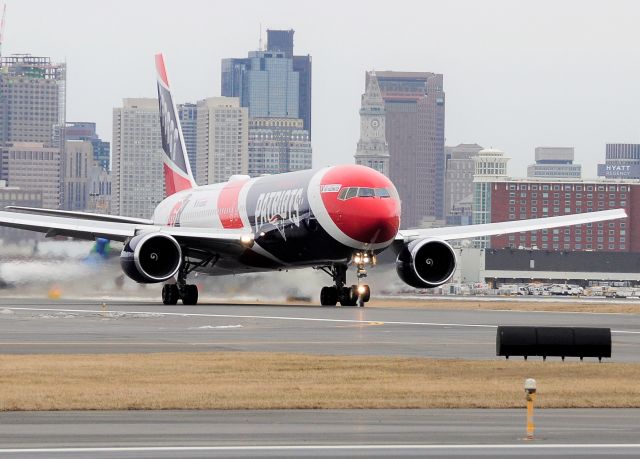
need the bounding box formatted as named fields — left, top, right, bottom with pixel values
left=332, top=198, right=400, bottom=246
left=360, top=208, right=400, bottom=244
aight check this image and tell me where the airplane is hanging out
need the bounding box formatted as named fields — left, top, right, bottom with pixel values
left=0, top=54, right=627, bottom=306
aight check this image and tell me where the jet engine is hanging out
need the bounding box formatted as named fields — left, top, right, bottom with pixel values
left=396, top=238, right=456, bottom=288
left=120, top=233, right=182, bottom=283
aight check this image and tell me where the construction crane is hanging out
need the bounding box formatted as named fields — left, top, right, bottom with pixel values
left=0, top=4, right=6, bottom=58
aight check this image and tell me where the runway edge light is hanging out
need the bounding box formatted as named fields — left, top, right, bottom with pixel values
left=524, top=378, right=537, bottom=441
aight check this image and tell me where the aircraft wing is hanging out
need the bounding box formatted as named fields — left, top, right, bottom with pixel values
left=0, top=211, right=252, bottom=253
left=397, top=208, right=627, bottom=242
left=4, top=206, right=154, bottom=225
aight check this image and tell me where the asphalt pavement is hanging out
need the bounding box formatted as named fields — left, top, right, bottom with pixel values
left=0, top=409, right=639, bottom=458
left=0, top=297, right=639, bottom=361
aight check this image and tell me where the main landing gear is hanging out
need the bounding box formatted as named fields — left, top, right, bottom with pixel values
left=162, top=251, right=218, bottom=306
left=318, top=261, right=371, bottom=307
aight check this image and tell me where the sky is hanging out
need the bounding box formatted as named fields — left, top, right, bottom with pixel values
left=4, top=0, right=640, bottom=177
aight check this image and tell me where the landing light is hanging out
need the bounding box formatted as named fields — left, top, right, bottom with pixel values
left=357, top=285, right=367, bottom=295
left=240, top=234, right=255, bottom=247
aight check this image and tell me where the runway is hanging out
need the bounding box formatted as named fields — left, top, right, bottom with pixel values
left=1, top=297, right=640, bottom=360
left=1, top=298, right=640, bottom=458
left=0, top=409, right=639, bottom=458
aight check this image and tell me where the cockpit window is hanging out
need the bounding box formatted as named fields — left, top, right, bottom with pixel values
left=345, top=187, right=358, bottom=199
left=358, top=187, right=375, bottom=197
left=337, top=187, right=392, bottom=200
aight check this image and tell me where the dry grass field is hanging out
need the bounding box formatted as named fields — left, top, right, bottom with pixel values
left=1, top=352, right=639, bottom=411
left=365, top=297, right=640, bottom=314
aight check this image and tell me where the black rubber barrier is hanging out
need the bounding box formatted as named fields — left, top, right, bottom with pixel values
left=496, top=326, right=611, bottom=361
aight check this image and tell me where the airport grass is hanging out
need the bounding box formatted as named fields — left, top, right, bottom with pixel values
left=1, top=352, right=640, bottom=410
left=366, top=298, right=640, bottom=314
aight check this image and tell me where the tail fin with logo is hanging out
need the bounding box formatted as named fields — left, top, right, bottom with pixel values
left=155, top=53, right=197, bottom=196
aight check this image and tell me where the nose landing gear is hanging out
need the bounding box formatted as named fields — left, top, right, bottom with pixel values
left=317, top=255, right=373, bottom=307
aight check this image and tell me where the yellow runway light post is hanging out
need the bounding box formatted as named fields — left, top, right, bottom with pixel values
left=524, top=378, right=537, bottom=440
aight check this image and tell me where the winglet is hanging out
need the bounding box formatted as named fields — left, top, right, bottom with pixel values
left=155, top=53, right=197, bottom=196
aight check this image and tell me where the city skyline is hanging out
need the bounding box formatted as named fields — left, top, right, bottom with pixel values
left=3, top=0, right=640, bottom=178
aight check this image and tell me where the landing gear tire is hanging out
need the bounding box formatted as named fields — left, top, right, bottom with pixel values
left=317, top=264, right=372, bottom=307
left=339, top=286, right=358, bottom=307
left=320, top=286, right=338, bottom=306
left=162, top=284, right=179, bottom=305
left=181, top=284, right=199, bottom=305
left=360, top=284, right=371, bottom=303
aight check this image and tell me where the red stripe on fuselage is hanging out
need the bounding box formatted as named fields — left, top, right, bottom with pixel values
left=164, top=163, right=193, bottom=196
left=218, top=179, right=249, bottom=229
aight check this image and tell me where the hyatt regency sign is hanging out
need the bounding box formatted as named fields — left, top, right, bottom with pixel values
left=597, top=163, right=640, bottom=178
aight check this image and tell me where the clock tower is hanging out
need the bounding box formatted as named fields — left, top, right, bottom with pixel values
left=355, top=71, right=390, bottom=176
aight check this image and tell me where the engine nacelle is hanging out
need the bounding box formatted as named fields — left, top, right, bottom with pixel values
left=396, top=238, right=457, bottom=288
left=120, top=233, right=182, bottom=283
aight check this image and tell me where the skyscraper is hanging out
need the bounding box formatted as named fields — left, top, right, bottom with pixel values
left=444, top=143, right=483, bottom=225
left=0, top=54, right=66, bottom=148
left=597, top=144, right=640, bottom=179
left=112, top=98, right=164, bottom=218
left=64, top=121, right=111, bottom=170
left=61, top=140, right=93, bottom=211
left=265, top=29, right=312, bottom=138
left=223, top=50, right=299, bottom=119
left=222, top=29, right=312, bottom=136
left=0, top=142, right=61, bottom=209
left=355, top=72, right=389, bottom=176
left=527, top=147, right=581, bottom=179
left=374, top=71, right=445, bottom=227
left=472, top=148, right=510, bottom=248
left=248, top=118, right=311, bottom=176
left=195, top=97, right=248, bottom=185
left=178, top=103, right=197, bottom=176
left=221, top=29, right=312, bottom=176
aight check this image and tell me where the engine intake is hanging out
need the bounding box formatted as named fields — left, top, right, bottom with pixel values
left=120, top=233, right=182, bottom=283
left=396, top=239, right=456, bottom=288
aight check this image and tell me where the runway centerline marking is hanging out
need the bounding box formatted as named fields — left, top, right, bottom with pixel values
left=0, top=444, right=639, bottom=453
left=4, top=306, right=640, bottom=334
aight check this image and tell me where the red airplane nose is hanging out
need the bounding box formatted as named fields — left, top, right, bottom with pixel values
left=335, top=199, right=400, bottom=245
left=318, top=165, right=401, bottom=248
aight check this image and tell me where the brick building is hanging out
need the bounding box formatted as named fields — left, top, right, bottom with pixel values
left=490, top=179, right=636, bottom=252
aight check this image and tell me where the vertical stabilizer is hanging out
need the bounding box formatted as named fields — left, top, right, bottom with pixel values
left=155, top=53, right=197, bottom=196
